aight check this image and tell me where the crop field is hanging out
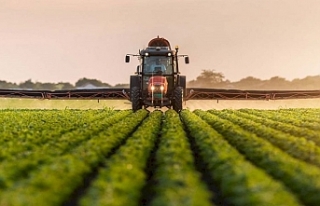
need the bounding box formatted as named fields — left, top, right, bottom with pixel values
left=0, top=108, right=320, bottom=206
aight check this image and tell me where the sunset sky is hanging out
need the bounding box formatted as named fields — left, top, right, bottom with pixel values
left=1, top=0, right=320, bottom=86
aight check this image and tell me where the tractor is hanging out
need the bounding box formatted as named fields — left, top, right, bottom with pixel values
left=125, top=37, right=189, bottom=112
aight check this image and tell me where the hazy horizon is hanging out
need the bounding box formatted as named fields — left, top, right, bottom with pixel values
left=1, top=0, right=320, bottom=85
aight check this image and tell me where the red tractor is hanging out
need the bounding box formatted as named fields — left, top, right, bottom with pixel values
left=125, top=37, right=189, bottom=112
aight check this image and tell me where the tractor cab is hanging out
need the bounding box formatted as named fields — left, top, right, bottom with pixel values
left=125, top=37, right=189, bottom=112
left=144, top=57, right=170, bottom=74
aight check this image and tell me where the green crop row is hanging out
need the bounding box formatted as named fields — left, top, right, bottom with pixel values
left=0, top=109, right=117, bottom=159
left=80, top=110, right=162, bottom=206
left=208, top=109, right=320, bottom=168
left=240, top=109, right=320, bottom=131
left=235, top=109, right=320, bottom=146
left=150, top=110, right=212, bottom=206
left=0, top=109, right=148, bottom=206
left=0, top=110, right=132, bottom=188
left=266, top=108, right=320, bottom=123
left=180, top=110, right=301, bottom=206
left=195, top=110, right=320, bottom=206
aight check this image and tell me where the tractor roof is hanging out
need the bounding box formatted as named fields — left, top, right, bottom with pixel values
left=140, top=37, right=174, bottom=56
left=148, top=37, right=171, bottom=49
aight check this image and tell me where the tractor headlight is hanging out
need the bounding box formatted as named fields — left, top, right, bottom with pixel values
left=151, top=86, right=155, bottom=91
left=160, top=85, right=164, bottom=91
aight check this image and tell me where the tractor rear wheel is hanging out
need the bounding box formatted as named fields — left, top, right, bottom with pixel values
left=173, top=86, right=183, bottom=112
left=131, top=86, right=142, bottom=111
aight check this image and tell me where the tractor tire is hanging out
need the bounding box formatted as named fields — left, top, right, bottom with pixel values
left=173, top=86, right=183, bottom=112
left=131, top=86, right=142, bottom=111
left=179, top=75, right=186, bottom=97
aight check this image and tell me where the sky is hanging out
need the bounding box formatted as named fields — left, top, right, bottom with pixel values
left=1, top=0, right=320, bottom=86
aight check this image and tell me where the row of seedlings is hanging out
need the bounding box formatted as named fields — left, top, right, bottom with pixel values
left=208, top=109, right=320, bottom=167
left=257, top=108, right=320, bottom=124
left=180, top=110, right=301, bottom=206
left=0, top=109, right=110, bottom=185
left=80, top=110, right=163, bottom=206
left=0, top=109, right=149, bottom=206
left=0, top=110, right=132, bottom=190
left=195, top=110, right=320, bottom=206
left=237, top=109, right=320, bottom=145
left=149, top=110, right=212, bottom=206
left=249, top=109, right=320, bottom=130
left=0, top=109, right=117, bottom=159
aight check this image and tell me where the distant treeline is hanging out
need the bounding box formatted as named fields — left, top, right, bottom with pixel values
left=188, top=70, right=320, bottom=90
left=0, top=78, right=129, bottom=90
left=1, top=71, right=319, bottom=90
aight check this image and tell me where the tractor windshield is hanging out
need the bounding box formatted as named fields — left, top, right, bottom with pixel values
left=143, top=56, right=174, bottom=75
